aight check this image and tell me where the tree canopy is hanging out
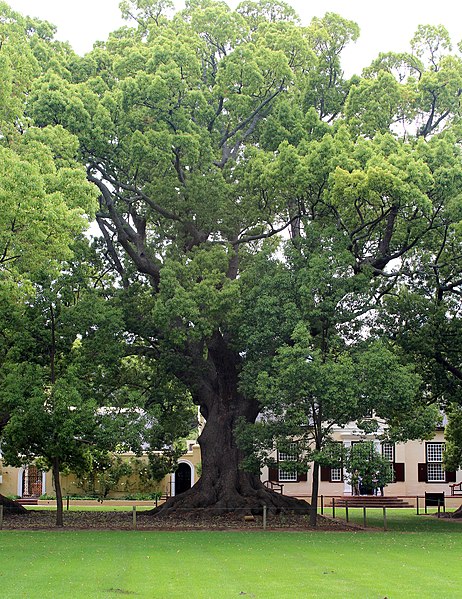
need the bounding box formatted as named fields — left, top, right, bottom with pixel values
left=2, top=0, right=462, bottom=516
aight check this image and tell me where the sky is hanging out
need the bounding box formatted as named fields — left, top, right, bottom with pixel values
left=5, top=0, right=462, bottom=74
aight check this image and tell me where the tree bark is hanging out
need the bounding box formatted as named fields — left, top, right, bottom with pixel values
left=310, top=461, right=320, bottom=527
left=52, top=458, right=64, bottom=527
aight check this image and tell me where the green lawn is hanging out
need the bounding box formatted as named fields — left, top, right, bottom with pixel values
left=1, top=525, right=461, bottom=598
left=324, top=506, right=462, bottom=532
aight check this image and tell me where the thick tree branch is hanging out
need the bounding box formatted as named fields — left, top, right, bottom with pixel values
left=435, top=353, right=462, bottom=382
left=214, top=85, right=286, bottom=168
left=89, top=176, right=161, bottom=288
left=89, top=163, right=181, bottom=223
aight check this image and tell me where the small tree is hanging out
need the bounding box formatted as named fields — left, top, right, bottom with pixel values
left=0, top=246, right=140, bottom=526
left=1, top=373, right=104, bottom=526
left=239, top=323, right=431, bottom=526
left=344, top=442, right=394, bottom=495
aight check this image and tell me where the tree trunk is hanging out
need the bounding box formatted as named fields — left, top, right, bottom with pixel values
left=52, top=458, right=64, bottom=527
left=0, top=493, right=27, bottom=514
left=148, top=331, right=310, bottom=518
left=151, top=390, right=310, bottom=517
left=452, top=504, right=462, bottom=518
left=310, top=461, right=320, bottom=527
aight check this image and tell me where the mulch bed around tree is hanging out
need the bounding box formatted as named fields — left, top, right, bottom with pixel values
left=2, top=509, right=362, bottom=531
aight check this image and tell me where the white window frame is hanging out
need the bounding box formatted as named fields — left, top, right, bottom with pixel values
left=382, top=442, right=395, bottom=463
left=278, top=469, right=297, bottom=482
left=330, top=467, right=342, bottom=482
left=426, top=443, right=445, bottom=483
left=278, top=444, right=298, bottom=483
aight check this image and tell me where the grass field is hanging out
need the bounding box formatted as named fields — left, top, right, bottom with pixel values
left=324, top=506, right=462, bottom=532
left=1, top=512, right=462, bottom=599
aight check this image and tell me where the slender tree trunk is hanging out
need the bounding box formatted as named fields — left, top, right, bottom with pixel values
left=52, top=458, right=64, bottom=527
left=310, top=461, right=320, bottom=527
left=50, top=303, right=56, bottom=387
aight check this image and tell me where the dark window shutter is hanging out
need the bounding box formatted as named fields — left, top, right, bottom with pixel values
left=393, top=463, right=405, bottom=482
left=418, top=463, right=427, bottom=482
left=320, top=466, right=331, bottom=482
left=297, top=471, right=307, bottom=482
left=446, top=470, right=457, bottom=483
left=268, top=467, right=278, bottom=482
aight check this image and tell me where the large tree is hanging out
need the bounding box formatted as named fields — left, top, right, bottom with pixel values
left=23, top=0, right=462, bottom=516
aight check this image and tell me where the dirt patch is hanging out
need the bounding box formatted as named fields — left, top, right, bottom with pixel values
left=1, top=509, right=361, bottom=532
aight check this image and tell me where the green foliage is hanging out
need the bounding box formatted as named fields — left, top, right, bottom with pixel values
left=1, top=371, right=101, bottom=473
left=145, top=452, right=181, bottom=483
left=0, top=141, right=97, bottom=281
left=121, top=491, right=163, bottom=501
left=345, top=442, right=394, bottom=491
left=444, top=405, right=462, bottom=471
left=0, top=6, right=97, bottom=291
left=75, top=454, right=137, bottom=501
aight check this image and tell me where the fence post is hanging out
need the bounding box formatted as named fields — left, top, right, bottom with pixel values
left=363, top=506, right=367, bottom=528
left=132, top=505, right=137, bottom=529
left=263, top=504, right=267, bottom=530
left=66, top=495, right=70, bottom=511
left=416, top=496, right=419, bottom=516
left=437, top=498, right=441, bottom=518
left=320, top=495, right=324, bottom=515
left=332, top=497, right=335, bottom=519
left=345, top=501, right=349, bottom=523
left=383, top=506, right=387, bottom=531
left=0, top=505, right=3, bottom=530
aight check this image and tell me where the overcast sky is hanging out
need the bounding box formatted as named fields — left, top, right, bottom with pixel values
left=6, top=0, right=462, bottom=74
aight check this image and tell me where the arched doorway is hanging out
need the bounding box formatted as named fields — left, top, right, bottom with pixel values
left=174, top=462, right=192, bottom=495
left=21, top=465, right=44, bottom=498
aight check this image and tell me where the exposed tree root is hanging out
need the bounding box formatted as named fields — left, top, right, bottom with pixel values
left=146, top=481, right=311, bottom=518
left=0, top=494, right=27, bottom=514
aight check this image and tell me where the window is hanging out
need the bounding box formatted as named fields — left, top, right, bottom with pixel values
left=278, top=469, right=298, bottom=482
left=330, top=467, right=342, bottom=482
left=320, top=442, right=343, bottom=483
left=278, top=444, right=298, bottom=482
left=382, top=442, right=395, bottom=462
left=426, top=443, right=445, bottom=482
left=278, top=445, right=298, bottom=462
left=382, top=442, right=406, bottom=482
